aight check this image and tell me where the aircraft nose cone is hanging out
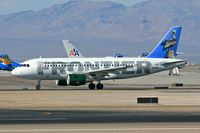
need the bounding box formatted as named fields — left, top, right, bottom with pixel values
left=11, top=68, right=22, bottom=76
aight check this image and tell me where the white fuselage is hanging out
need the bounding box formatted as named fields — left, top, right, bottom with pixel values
left=12, top=57, right=186, bottom=82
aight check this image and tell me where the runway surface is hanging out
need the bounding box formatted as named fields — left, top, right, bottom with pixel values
left=0, top=109, right=200, bottom=124
left=1, top=123, right=200, bottom=133
left=0, top=110, right=200, bottom=133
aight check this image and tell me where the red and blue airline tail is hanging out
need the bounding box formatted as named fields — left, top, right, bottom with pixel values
left=146, top=26, right=182, bottom=58
left=63, top=40, right=84, bottom=58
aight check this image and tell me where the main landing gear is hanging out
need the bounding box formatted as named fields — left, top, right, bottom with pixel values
left=88, top=83, right=95, bottom=90
left=96, top=83, right=104, bottom=90
left=36, top=80, right=41, bottom=90
left=88, top=82, right=104, bottom=90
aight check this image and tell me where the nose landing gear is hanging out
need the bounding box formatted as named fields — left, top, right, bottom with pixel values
left=36, top=80, right=41, bottom=90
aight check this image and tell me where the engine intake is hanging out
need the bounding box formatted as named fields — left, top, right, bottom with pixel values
left=56, top=80, right=67, bottom=86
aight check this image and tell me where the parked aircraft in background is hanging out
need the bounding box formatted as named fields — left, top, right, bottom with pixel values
left=63, top=40, right=84, bottom=58
left=63, top=40, right=125, bottom=58
left=0, top=54, right=20, bottom=71
left=12, top=26, right=186, bottom=90
left=0, top=41, right=81, bottom=71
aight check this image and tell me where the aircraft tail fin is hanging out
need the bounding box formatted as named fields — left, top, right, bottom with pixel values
left=146, top=26, right=182, bottom=58
left=0, top=54, right=13, bottom=65
left=63, top=40, right=84, bottom=58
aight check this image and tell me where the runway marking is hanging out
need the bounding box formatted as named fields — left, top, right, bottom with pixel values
left=0, top=128, right=200, bottom=132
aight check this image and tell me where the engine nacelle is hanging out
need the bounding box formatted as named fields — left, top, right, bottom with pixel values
left=56, top=80, right=68, bottom=86
left=67, top=74, right=87, bottom=86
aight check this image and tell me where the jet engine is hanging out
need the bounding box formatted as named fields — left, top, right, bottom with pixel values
left=56, top=74, right=88, bottom=86
left=56, top=80, right=68, bottom=86
left=67, top=74, right=87, bottom=86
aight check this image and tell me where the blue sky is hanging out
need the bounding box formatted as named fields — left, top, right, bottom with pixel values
left=0, top=0, right=147, bottom=15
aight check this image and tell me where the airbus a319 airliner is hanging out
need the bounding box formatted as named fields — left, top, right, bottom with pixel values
left=12, top=26, right=186, bottom=90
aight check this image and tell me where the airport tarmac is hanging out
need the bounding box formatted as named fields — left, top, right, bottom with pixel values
left=1, top=123, right=200, bottom=133
left=0, top=65, right=200, bottom=133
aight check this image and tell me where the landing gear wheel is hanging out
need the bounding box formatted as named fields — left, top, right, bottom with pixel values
left=96, top=83, right=104, bottom=90
left=88, top=83, right=95, bottom=90
left=36, top=85, right=41, bottom=90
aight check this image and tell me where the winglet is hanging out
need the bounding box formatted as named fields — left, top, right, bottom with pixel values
left=146, top=26, right=182, bottom=58
left=63, top=40, right=84, bottom=58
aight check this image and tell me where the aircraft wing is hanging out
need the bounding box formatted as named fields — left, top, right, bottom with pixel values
left=86, top=66, right=128, bottom=78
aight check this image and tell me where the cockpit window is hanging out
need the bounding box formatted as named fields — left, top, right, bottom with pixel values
left=20, top=64, right=30, bottom=67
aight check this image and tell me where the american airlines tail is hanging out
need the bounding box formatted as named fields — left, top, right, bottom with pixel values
left=146, top=26, right=182, bottom=58
left=63, top=40, right=84, bottom=58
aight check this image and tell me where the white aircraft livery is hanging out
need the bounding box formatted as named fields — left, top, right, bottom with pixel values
left=12, top=26, right=186, bottom=90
